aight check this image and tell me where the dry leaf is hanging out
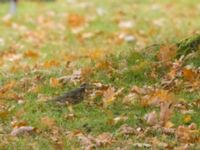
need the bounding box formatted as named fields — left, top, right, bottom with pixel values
left=183, top=67, right=197, bottom=82
left=176, top=124, right=199, bottom=142
left=24, top=50, right=39, bottom=58
left=149, top=89, right=174, bottom=106
left=11, top=126, right=35, bottom=136
left=157, top=45, right=176, bottom=63
left=67, top=13, right=86, bottom=28
left=50, top=77, right=59, bottom=87
left=103, top=87, right=116, bottom=107
left=118, top=20, right=134, bottom=29
left=133, top=143, right=151, bottom=148
left=160, top=102, right=173, bottom=126
left=183, top=115, right=192, bottom=124
left=117, top=124, right=136, bottom=135
left=108, top=116, right=128, bottom=125
left=40, top=116, right=56, bottom=128
left=43, top=60, right=60, bottom=68
left=144, top=111, right=158, bottom=126
left=95, top=132, right=114, bottom=146
left=76, top=133, right=95, bottom=150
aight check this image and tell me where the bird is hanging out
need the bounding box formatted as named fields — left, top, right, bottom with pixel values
left=48, top=83, right=89, bottom=105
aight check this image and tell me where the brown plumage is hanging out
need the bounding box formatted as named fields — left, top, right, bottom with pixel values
left=49, top=83, right=89, bottom=105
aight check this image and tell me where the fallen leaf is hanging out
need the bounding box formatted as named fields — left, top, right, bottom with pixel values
left=176, top=124, right=199, bottom=142
left=160, top=102, right=173, bottom=126
left=144, top=111, right=158, bottom=126
left=40, top=116, right=56, bottom=128
left=183, top=115, right=192, bottom=124
left=183, top=67, right=197, bottom=82
left=43, top=60, right=60, bottom=68
left=11, top=126, right=35, bottom=136
left=67, top=13, right=86, bottom=28
left=108, top=116, right=128, bottom=125
left=157, top=45, right=176, bottom=63
left=102, top=87, right=116, bottom=107
left=118, top=20, right=134, bottom=29
left=76, top=133, right=95, bottom=150
left=24, top=50, right=39, bottom=58
left=117, top=124, right=136, bottom=135
left=50, top=77, right=59, bottom=87
left=95, top=132, right=114, bottom=146
left=133, top=143, right=151, bottom=148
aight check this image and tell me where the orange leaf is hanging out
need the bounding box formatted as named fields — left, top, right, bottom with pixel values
left=43, top=60, right=60, bottom=68
left=24, top=50, right=39, bottom=58
left=50, top=78, right=59, bottom=87
left=40, top=116, right=56, bottom=128
left=103, top=87, right=116, bottom=107
left=67, top=14, right=86, bottom=27
left=183, top=115, right=192, bottom=124
left=157, top=45, right=176, bottom=63
left=183, top=68, right=197, bottom=81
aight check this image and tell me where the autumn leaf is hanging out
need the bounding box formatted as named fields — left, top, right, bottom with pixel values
left=117, top=124, right=136, bottom=135
left=95, top=132, right=114, bottom=146
left=43, top=60, right=60, bottom=68
left=50, top=77, right=59, bottom=87
left=176, top=124, right=199, bottom=142
left=108, top=116, right=128, bottom=125
left=67, top=13, right=86, bottom=28
left=144, top=111, right=158, bottom=126
left=183, top=67, right=197, bottom=82
left=183, top=115, right=192, bottom=124
left=11, top=126, right=35, bottom=136
left=102, top=87, right=116, bottom=107
left=157, top=45, right=177, bottom=63
left=159, top=102, right=173, bottom=126
left=148, top=89, right=174, bottom=106
left=24, top=50, right=39, bottom=58
left=40, top=116, right=56, bottom=128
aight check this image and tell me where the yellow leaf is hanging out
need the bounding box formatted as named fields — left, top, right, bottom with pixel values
left=183, top=68, right=196, bottom=81
left=164, top=121, right=174, bottom=128
left=24, top=50, right=39, bottom=58
left=67, top=13, right=86, bottom=28
left=103, top=87, right=116, bottom=107
left=157, top=45, right=176, bottom=63
left=40, top=116, right=55, bottom=128
left=50, top=78, right=59, bottom=87
left=183, top=115, right=192, bottom=124
left=43, top=60, right=60, bottom=68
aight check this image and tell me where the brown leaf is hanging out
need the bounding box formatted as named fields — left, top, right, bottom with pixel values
left=103, top=87, right=116, bottom=107
left=95, top=132, right=114, bottom=146
left=144, top=111, right=158, bottom=126
left=50, top=77, right=60, bottom=87
left=24, top=50, right=39, bottom=58
left=149, top=89, right=174, bottom=106
left=183, top=67, right=197, bottom=82
left=43, top=60, right=60, bottom=68
left=67, top=13, right=86, bottom=28
left=117, top=124, right=136, bottom=135
left=183, top=115, right=192, bottom=124
left=157, top=45, right=177, bottom=63
left=76, top=133, right=95, bottom=150
left=108, top=116, right=128, bottom=125
left=160, top=102, right=173, bottom=126
left=40, top=116, right=56, bottom=128
left=10, top=126, right=35, bottom=136
left=176, top=124, right=199, bottom=142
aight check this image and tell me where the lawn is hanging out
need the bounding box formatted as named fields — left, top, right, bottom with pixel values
left=0, top=0, right=200, bottom=149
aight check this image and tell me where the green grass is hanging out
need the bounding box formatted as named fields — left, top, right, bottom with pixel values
left=0, top=0, right=200, bottom=149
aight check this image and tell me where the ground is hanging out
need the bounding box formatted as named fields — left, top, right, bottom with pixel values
left=0, top=0, right=200, bottom=149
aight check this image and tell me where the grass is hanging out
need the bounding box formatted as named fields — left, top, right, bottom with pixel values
left=0, top=0, right=200, bottom=149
